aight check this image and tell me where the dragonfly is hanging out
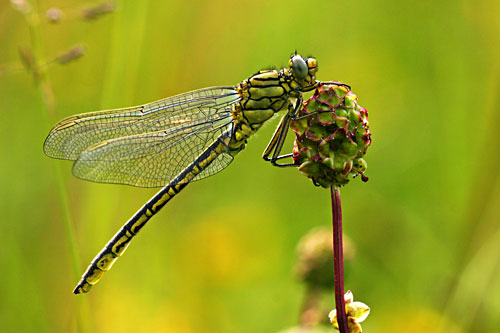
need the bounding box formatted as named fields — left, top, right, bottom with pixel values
left=44, top=53, right=349, bottom=294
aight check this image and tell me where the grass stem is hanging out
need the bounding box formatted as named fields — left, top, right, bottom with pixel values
left=25, top=1, right=87, bottom=331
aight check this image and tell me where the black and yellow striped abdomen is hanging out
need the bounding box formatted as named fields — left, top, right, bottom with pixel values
left=73, top=133, right=231, bottom=294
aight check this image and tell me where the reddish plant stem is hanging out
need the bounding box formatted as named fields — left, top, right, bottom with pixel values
left=331, top=187, right=348, bottom=333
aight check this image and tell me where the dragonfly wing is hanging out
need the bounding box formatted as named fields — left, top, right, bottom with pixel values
left=44, top=87, right=239, bottom=160
left=72, top=112, right=234, bottom=188
left=193, top=153, right=234, bottom=181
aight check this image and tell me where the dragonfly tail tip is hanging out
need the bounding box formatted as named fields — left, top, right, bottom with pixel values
left=73, top=282, right=91, bottom=294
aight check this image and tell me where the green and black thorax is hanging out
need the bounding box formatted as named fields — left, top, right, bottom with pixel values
left=228, top=54, right=318, bottom=154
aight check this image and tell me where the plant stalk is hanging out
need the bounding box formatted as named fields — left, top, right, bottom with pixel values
left=25, top=1, right=87, bottom=331
left=331, top=186, right=348, bottom=332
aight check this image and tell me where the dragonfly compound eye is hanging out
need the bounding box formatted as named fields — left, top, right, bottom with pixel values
left=291, top=55, right=308, bottom=80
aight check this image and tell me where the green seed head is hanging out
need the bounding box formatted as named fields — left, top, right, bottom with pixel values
left=290, top=84, right=371, bottom=188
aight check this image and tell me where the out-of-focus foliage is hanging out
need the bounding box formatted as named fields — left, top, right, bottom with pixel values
left=0, top=0, right=499, bottom=332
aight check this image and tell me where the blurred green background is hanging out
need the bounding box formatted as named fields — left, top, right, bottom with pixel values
left=1, top=0, right=499, bottom=332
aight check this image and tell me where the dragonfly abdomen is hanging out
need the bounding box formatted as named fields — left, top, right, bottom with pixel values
left=73, top=133, right=231, bottom=294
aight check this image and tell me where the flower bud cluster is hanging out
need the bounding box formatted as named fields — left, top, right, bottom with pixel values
left=291, top=85, right=371, bottom=188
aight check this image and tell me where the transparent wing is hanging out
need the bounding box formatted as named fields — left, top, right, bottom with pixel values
left=193, top=153, right=234, bottom=181
left=44, top=86, right=239, bottom=160
left=73, top=112, right=234, bottom=188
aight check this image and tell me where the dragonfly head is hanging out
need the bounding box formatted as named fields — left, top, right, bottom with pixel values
left=289, top=54, right=318, bottom=90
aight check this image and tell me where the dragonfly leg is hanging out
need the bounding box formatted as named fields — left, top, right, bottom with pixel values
left=302, top=81, right=351, bottom=93
left=262, top=98, right=302, bottom=167
left=270, top=152, right=294, bottom=161
left=262, top=113, right=288, bottom=161
left=291, top=110, right=331, bottom=121
left=317, top=80, right=351, bottom=90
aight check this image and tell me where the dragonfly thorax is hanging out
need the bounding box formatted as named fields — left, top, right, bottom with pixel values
left=228, top=55, right=318, bottom=155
